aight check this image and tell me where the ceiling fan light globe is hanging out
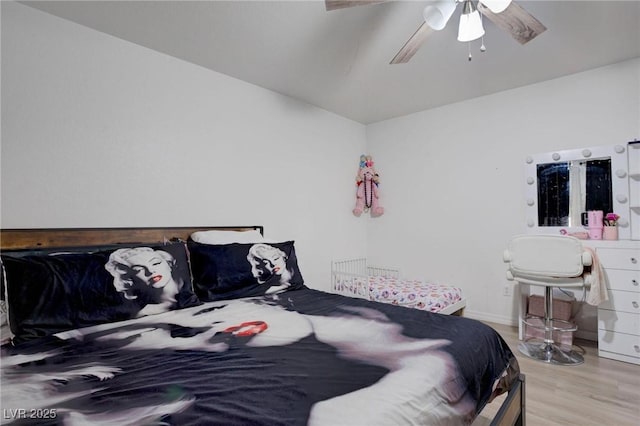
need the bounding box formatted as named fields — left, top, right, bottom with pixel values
left=480, top=0, right=512, bottom=14
left=457, top=10, right=485, bottom=42
left=423, top=0, right=457, bottom=31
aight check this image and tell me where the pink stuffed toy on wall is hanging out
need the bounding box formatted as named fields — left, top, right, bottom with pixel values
left=353, top=155, right=384, bottom=217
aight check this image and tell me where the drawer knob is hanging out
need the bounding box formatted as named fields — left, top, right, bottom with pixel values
left=633, top=301, right=639, bottom=309
left=635, top=345, right=640, bottom=353
left=633, top=280, right=639, bottom=287
left=632, top=257, right=638, bottom=264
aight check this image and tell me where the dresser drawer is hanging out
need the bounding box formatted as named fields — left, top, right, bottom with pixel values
left=599, top=290, right=640, bottom=314
left=598, top=309, right=640, bottom=335
left=598, top=329, right=640, bottom=359
left=603, top=269, right=640, bottom=292
left=597, top=248, right=640, bottom=271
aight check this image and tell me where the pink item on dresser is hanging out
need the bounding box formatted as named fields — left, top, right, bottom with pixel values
left=587, top=210, right=603, bottom=239
left=602, top=226, right=618, bottom=240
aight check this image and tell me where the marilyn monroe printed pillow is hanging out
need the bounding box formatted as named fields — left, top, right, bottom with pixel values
left=1, top=241, right=200, bottom=345
left=187, top=240, right=305, bottom=301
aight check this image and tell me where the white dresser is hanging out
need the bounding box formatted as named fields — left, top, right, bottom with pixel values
left=520, top=141, right=640, bottom=363
left=596, top=242, right=640, bottom=364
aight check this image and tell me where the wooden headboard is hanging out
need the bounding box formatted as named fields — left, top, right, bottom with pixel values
left=0, top=226, right=263, bottom=251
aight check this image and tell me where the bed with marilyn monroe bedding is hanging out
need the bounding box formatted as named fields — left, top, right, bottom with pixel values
left=0, top=227, right=521, bottom=426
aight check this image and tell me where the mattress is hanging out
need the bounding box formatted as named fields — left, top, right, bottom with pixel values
left=334, top=275, right=464, bottom=313
left=368, top=277, right=464, bottom=313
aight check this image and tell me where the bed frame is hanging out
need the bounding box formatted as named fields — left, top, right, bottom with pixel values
left=331, top=258, right=401, bottom=299
left=0, top=226, right=263, bottom=250
left=331, top=258, right=467, bottom=315
left=0, top=226, right=525, bottom=426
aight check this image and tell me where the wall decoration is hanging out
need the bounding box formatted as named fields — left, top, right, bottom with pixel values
left=353, top=155, right=384, bottom=217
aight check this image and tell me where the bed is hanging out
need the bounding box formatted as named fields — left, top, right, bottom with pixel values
left=0, top=226, right=524, bottom=426
left=332, top=258, right=467, bottom=315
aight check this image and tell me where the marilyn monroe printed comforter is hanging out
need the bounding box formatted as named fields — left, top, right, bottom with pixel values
left=1, top=288, right=518, bottom=425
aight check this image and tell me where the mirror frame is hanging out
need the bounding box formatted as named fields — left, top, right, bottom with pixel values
left=524, top=144, right=630, bottom=239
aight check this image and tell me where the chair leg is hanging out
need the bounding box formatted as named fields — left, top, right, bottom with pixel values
left=518, top=287, right=584, bottom=365
left=543, top=286, right=554, bottom=345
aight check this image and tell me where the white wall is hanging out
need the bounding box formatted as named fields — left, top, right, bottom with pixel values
left=0, top=2, right=368, bottom=289
left=366, top=58, right=640, bottom=328
left=3, top=2, right=639, bottom=328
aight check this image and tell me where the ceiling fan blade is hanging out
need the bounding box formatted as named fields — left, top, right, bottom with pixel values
left=478, top=1, right=546, bottom=44
left=325, top=1, right=388, bottom=11
left=390, top=22, right=435, bottom=64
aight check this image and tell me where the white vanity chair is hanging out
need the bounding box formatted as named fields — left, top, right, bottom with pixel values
left=504, top=235, right=592, bottom=365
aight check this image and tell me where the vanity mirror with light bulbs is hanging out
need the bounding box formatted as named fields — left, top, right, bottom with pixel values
left=523, top=143, right=632, bottom=240
left=519, top=142, right=640, bottom=365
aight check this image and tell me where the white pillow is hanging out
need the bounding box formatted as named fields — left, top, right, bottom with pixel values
left=190, top=230, right=265, bottom=245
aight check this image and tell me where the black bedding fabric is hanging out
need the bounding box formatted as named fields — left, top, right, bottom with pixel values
left=1, top=288, right=518, bottom=426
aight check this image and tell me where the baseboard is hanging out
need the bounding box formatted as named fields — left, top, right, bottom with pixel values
left=575, top=330, right=597, bottom=342
left=463, top=309, right=518, bottom=327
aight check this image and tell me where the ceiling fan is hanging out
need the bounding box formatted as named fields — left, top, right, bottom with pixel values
left=325, top=0, right=546, bottom=63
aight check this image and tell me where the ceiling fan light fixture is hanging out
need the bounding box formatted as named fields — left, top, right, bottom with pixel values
left=423, top=0, right=457, bottom=31
left=480, top=0, right=512, bottom=14
left=457, top=1, right=485, bottom=42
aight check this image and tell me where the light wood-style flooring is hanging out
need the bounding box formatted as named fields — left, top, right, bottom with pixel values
left=473, top=322, right=640, bottom=426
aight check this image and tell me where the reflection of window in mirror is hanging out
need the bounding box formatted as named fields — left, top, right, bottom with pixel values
left=537, top=159, right=612, bottom=227
left=537, top=162, right=570, bottom=226
left=585, top=159, right=613, bottom=213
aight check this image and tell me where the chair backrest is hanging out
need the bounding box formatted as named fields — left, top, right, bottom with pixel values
left=503, top=235, right=592, bottom=287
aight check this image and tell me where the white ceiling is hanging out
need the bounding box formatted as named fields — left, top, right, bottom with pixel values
left=19, top=0, right=640, bottom=124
